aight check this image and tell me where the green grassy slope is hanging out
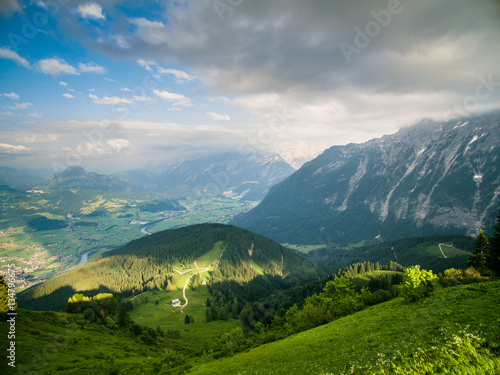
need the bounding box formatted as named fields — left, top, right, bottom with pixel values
left=0, top=309, right=163, bottom=374
left=187, top=281, right=500, bottom=374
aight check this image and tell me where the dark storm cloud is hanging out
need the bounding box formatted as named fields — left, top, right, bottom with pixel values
left=74, top=0, right=500, bottom=97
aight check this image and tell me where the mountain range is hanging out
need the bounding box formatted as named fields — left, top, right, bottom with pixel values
left=2, top=152, right=295, bottom=201
left=232, top=112, right=500, bottom=246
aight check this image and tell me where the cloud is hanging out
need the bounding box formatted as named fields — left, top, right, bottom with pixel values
left=0, top=0, right=22, bottom=18
left=0, top=47, right=30, bottom=68
left=75, top=142, right=108, bottom=156
left=82, top=0, right=500, bottom=148
left=132, top=95, right=152, bottom=102
left=107, top=138, right=131, bottom=152
left=2, top=92, right=20, bottom=99
left=206, top=111, right=230, bottom=121
left=113, top=35, right=129, bottom=49
left=63, top=93, right=75, bottom=99
left=78, top=62, right=106, bottom=74
left=137, top=59, right=156, bottom=71
left=0, top=143, right=30, bottom=153
left=38, top=58, right=79, bottom=76
left=59, top=81, right=68, bottom=86
left=8, top=102, right=32, bottom=110
left=89, top=93, right=134, bottom=105
left=130, top=18, right=168, bottom=45
left=0, top=111, right=14, bottom=116
left=121, top=87, right=131, bottom=92
left=157, top=67, right=196, bottom=83
left=78, top=3, right=105, bottom=20
left=153, top=89, right=192, bottom=107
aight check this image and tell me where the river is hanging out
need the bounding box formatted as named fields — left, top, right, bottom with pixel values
left=77, top=251, right=91, bottom=266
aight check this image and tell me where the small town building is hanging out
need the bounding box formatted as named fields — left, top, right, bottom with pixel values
left=171, top=298, right=181, bottom=307
left=201, top=280, right=207, bottom=285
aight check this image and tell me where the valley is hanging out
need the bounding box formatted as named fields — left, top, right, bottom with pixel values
left=0, top=191, right=258, bottom=292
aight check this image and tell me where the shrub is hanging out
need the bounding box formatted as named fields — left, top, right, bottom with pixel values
left=399, top=266, right=437, bottom=302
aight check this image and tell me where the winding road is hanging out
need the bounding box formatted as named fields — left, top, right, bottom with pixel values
left=174, top=261, right=209, bottom=309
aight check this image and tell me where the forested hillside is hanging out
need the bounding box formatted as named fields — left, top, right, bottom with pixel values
left=315, top=234, right=474, bottom=273
left=18, top=224, right=320, bottom=312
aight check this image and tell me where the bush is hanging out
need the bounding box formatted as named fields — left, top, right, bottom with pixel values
left=440, top=268, right=489, bottom=286
left=399, top=266, right=437, bottom=302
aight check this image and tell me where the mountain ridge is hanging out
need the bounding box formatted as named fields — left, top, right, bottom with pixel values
left=232, top=112, right=500, bottom=245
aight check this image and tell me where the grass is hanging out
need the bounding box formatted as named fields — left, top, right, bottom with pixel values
left=281, top=243, right=325, bottom=254
left=249, top=259, right=265, bottom=275
left=186, top=280, right=500, bottom=374
left=127, top=241, right=225, bottom=329
left=197, top=241, right=225, bottom=268
left=0, top=310, right=163, bottom=374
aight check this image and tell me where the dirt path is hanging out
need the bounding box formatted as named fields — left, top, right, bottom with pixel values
left=179, top=267, right=208, bottom=309
left=438, top=243, right=449, bottom=258
left=173, top=268, right=198, bottom=275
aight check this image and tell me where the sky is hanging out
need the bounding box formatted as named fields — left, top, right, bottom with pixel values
left=0, top=0, right=499, bottom=174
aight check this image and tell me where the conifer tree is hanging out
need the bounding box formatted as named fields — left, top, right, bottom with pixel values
left=467, top=230, right=488, bottom=271
left=487, top=210, right=500, bottom=276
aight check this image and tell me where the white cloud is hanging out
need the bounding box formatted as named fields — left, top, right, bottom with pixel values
left=0, top=111, right=14, bottom=116
left=78, top=3, right=105, bottom=20
left=8, top=102, right=32, bottom=110
left=137, top=59, right=156, bottom=71
left=0, top=143, right=30, bottom=153
left=63, top=93, right=75, bottom=99
left=89, top=93, right=134, bottom=105
left=0, top=47, right=30, bottom=68
left=157, top=67, right=195, bottom=83
left=206, top=111, right=230, bottom=121
left=153, top=89, right=192, bottom=107
left=130, top=18, right=168, bottom=45
left=132, top=95, right=152, bottom=102
left=78, top=62, right=106, bottom=74
left=75, top=142, right=108, bottom=156
left=38, top=58, right=79, bottom=76
left=59, top=81, right=68, bottom=86
left=121, top=87, right=131, bottom=92
left=20, top=133, right=59, bottom=143
left=2, top=92, right=20, bottom=99
left=107, top=138, right=131, bottom=152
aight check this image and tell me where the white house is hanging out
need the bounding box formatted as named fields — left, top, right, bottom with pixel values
left=171, top=298, right=181, bottom=307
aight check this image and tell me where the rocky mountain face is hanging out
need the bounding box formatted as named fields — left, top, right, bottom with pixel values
left=232, top=112, right=500, bottom=246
